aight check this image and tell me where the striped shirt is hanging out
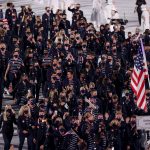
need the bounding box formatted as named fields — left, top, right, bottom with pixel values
left=87, top=133, right=95, bottom=150
left=8, top=58, right=24, bottom=74
left=62, top=130, right=78, bottom=150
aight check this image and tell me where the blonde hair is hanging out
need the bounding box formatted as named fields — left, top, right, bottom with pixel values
left=83, top=112, right=93, bottom=120
left=89, top=82, right=95, bottom=89
left=18, top=105, right=31, bottom=117
left=3, top=105, right=15, bottom=121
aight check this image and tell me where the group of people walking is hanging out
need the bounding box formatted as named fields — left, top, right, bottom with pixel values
left=0, top=0, right=149, bottom=150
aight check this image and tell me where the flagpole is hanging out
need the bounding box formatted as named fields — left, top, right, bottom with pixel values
left=140, top=38, right=150, bottom=89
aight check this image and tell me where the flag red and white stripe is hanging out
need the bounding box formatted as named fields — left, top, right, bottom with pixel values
left=131, top=39, right=149, bottom=110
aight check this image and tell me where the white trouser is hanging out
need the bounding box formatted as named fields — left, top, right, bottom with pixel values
left=104, top=4, right=112, bottom=23
left=141, top=10, right=150, bottom=30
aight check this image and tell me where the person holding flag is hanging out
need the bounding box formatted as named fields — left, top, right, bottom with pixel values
left=131, top=38, right=150, bottom=111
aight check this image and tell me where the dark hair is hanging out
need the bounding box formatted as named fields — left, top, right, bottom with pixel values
left=136, top=0, right=146, bottom=5
left=63, top=116, right=72, bottom=131
left=67, top=70, right=74, bottom=75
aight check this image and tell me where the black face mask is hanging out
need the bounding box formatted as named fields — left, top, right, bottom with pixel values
left=130, top=121, right=136, bottom=125
left=106, top=28, right=110, bottom=31
left=53, top=77, right=57, bottom=81
left=53, top=64, right=57, bottom=67
left=93, top=96, right=97, bottom=98
left=147, top=98, right=150, bottom=103
left=106, top=46, right=110, bottom=49
left=100, top=28, right=105, bottom=34
left=108, top=59, right=112, bottom=62
left=39, top=115, right=45, bottom=118
left=55, top=121, right=61, bottom=127
left=24, top=110, right=28, bottom=114
left=59, top=128, right=66, bottom=133
left=38, top=39, right=42, bottom=42
left=61, top=96, right=66, bottom=100
left=57, top=48, right=62, bottom=51
left=112, top=124, right=118, bottom=130
left=14, top=55, right=18, bottom=58
left=40, top=104, right=46, bottom=109
left=76, top=37, right=80, bottom=40
left=13, top=41, right=17, bottom=45
left=72, top=123, right=78, bottom=129
left=23, top=79, right=28, bottom=82
left=80, top=90, right=85, bottom=94
left=55, top=29, right=59, bottom=32
left=82, top=45, right=86, bottom=48
left=147, top=93, right=150, bottom=97
left=125, top=93, right=129, bottom=97
left=6, top=109, right=12, bottom=114
left=64, top=44, right=69, bottom=47
left=117, top=118, right=121, bottom=121
left=85, top=65, right=89, bottom=68
left=57, top=73, right=62, bottom=76
left=76, top=44, right=81, bottom=49
left=35, top=66, right=39, bottom=69
left=0, top=47, right=5, bottom=51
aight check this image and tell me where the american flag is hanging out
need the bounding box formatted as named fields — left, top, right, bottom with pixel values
left=131, top=39, right=149, bottom=110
